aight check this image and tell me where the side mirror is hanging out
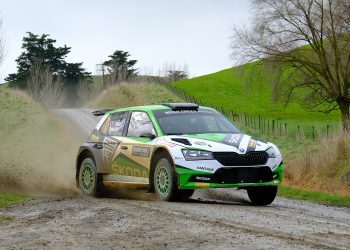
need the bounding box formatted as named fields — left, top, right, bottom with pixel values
left=139, top=132, right=156, bottom=139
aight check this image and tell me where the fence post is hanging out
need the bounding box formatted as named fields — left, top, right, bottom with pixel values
left=231, top=110, right=235, bottom=122
left=312, top=126, right=315, bottom=139
left=284, top=123, right=287, bottom=136
left=272, top=120, right=275, bottom=134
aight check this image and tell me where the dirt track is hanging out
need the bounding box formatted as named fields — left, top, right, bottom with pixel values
left=0, top=109, right=349, bottom=249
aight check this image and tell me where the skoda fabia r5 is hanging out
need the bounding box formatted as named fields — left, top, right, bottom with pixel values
left=76, top=103, right=283, bottom=205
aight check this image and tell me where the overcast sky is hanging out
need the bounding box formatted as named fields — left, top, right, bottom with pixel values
left=0, top=0, right=251, bottom=82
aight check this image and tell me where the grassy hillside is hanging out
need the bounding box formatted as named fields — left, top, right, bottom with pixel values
left=88, top=83, right=182, bottom=108
left=171, top=63, right=340, bottom=137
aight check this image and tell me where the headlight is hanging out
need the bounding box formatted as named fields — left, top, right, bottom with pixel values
left=182, top=149, right=213, bottom=161
left=266, top=147, right=276, bottom=158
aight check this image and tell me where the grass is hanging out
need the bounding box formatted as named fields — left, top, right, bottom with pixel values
left=0, top=192, right=28, bottom=208
left=171, top=62, right=340, bottom=137
left=278, top=185, right=350, bottom=207
left=0, top=215, right=14, bottom=222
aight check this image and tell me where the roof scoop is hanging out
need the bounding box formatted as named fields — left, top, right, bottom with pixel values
left=162, top=103, right=199, bottom=111
left=92, top=109, right=113, bottom=116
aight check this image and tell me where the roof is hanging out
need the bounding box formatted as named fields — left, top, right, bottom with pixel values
left=102, top=103, right=206, bottom=115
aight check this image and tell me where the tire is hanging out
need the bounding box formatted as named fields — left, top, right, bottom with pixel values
left=78, top=158, right=105, bottom=197
left=153, top=155, right=180, bottom=201
left=176, top=189, right=195, bottom=201
left=247, top=186, right=278, bottom=206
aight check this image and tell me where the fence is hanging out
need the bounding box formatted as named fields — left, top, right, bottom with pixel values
left=160, top=83, right=340, bottom=140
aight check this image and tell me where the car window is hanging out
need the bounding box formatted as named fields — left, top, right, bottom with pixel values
left=127, top=111, right=155, bottom=137
left=108, top=112, right=129, bottom=136
left=99, top=116, right=111, bottom=135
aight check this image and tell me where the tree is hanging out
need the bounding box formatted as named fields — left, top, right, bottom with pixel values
left=27, top=61, right=64, bottom=108
left=151, top=63, right=189, bottom=84
left=231, top=0, right=350, bottom=130
left=166, top=63, right=189, bottom=82
left=6, top=32, right=91, bottom=91
left=0, top=18, right=4, bottom=69
left=103, top=50, right=137, bottom=85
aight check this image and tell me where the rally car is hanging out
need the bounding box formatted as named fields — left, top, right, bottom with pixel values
left=76, top=103, right=284, bottom=205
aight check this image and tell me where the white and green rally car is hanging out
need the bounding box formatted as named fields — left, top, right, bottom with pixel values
left=76, top=103, right=284, bottom=205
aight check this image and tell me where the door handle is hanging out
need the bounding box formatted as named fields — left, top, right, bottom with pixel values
left=94, top=143, right=103, bottom=149
left=121, top=146, right=128, bottom=150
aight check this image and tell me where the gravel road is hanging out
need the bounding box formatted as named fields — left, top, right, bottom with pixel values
left=0, top=109, right=349, bottom=250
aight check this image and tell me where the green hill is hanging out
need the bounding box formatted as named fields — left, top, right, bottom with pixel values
left=171, top=62, right=340, bottom=137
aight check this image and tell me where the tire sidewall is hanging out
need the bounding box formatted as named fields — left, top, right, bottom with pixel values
left=154, top=157, right=177, bottom=201
left=79, top=158, right=98, bottom=196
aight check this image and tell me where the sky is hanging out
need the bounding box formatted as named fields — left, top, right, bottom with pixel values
left=0, top=0, right=251, bottom=82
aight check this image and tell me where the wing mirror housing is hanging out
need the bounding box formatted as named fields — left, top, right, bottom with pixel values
left=139, top=132, right=156, bottom=139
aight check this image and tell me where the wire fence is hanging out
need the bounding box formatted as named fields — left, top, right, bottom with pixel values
left=159, top=82, right=340, bottom=140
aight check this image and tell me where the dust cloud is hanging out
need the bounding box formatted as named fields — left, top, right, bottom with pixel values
left=0, top=113, right=81, bottom=196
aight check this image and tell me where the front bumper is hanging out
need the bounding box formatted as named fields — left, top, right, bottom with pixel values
left=176, top=164, right=284, bottom=189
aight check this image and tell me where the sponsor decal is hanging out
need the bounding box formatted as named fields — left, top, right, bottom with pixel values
left=247, top=139, right=257, bottom=152
left=110, top=163, right=148, bottom=178
left=195, top=182, right=210, bottom=187
left=195, top=176, right=211, bottom=181
left=193, top=141, right=207, bottom=146
left=103, top=137, right=121, bottom=164
left=196, top=166, right=214, bottom=172
left=90, top=133, right=99, bottom=142
left=166, top=142, right=177, bottom=147
left=110, top=154, right=149, bottom=178
left=132, top=146, right=151, bottom=157
left=239, top=148, right=245, bottom=153
left=163, top=110, right=214, bottom=115
left=222, top=134, right=243, bottom=148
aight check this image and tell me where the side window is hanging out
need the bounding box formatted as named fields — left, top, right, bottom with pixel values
left=127, top=112, right=155, bottom=137
left=108, top=112, right=128, bottom=136
left=99, top=116, right=111, bottom=135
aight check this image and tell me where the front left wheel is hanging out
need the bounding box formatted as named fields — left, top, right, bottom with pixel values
left=153, top=155, right=194, bottom=201
left=79, top=158, right=105, bottom=197
left=154, top=156, right=178, bottom=201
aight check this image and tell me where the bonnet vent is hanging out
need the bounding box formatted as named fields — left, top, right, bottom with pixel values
left=171, top=138, right=192, bottom=146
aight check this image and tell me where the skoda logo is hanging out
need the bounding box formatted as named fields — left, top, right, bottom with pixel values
left=239, top=148, right=245, bottom=153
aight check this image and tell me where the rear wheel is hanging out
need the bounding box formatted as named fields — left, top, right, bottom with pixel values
left=79, top=158, right=105, bottom=197
left=247, top=186, right=277, bottom=206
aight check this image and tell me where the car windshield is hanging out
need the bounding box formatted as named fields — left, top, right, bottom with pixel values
left=153, top=108, right=242, bottom=135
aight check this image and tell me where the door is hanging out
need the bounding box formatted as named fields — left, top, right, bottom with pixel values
left=112, top=111, right=157, bottom=184
left=101, top=111, right=129, bottom=174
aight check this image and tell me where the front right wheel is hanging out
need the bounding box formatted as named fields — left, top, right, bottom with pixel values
left=247, top=186, right=277, bottom=206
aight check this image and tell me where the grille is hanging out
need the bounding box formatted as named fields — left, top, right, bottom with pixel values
left=214, top=167, right=273, bottom=184
left=213, top=152, right=268, bottom=166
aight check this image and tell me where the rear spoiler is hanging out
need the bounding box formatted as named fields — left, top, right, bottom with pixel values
left=92, top=109, right=113, bottom=116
